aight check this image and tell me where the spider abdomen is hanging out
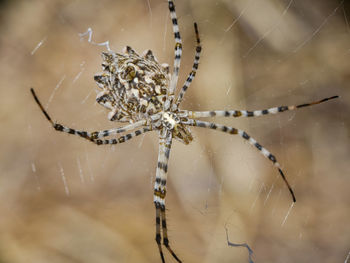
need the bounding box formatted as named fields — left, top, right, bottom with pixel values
left=94, top=46, right=171, bottom=123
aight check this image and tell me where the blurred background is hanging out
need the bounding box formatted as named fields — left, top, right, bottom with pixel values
left=0, top=0, right=349, bottom=262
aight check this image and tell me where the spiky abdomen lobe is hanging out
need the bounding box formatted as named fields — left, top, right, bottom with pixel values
left=94, top=47, right=171, bottom=123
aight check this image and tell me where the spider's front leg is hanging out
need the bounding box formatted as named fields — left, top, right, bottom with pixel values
left=175, top=22, right=202, bottom=108
left=154, top=129, right=182, bottom=263
left=164, top=0, right=183, bottom=112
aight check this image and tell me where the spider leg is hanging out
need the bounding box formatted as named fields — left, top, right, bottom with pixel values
left=91, top=127, right=152, bottom=145
left=165, top=0, right=182, bottom=110
left=31, top=88, right=146, bottom=140
left=161, top=205, right=182, bottom=263
left=155, top=202, right=165, bottom=263
left=154, top=129, right=182, bottom=263
left=187, top=95, right=339, bottom=118
left=185, top=119, right=296, bottom=202
left=175, top=23, right=202, bottom=109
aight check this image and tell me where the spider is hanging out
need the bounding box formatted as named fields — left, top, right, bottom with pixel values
left=31, top=0, right=339, bottom=262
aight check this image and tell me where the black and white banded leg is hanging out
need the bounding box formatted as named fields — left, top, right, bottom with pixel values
left=165, top=0, right=183, bottom=111
left=91, top=127, right=152, bottom=145
left=174, top=22, right=202, bottom=109
left=188, top=95, right=339, bottom=119
left=186, top=120, right=296, bottom=202
left=31, top=88, right=146, bottom=141
left=154, top=129, right=181, bottom=262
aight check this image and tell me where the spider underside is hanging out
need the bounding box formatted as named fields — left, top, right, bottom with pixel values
left=31, top=0, right=339, bottom=262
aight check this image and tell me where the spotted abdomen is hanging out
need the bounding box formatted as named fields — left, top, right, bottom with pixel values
left=94, top=46, right=171, bottom=123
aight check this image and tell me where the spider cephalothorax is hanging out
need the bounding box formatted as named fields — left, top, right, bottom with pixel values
left=161, top=111, right=193, bottom=144
left=31, top=0, right=338, bottom=262
left=94, top=46, right=171, bottom=123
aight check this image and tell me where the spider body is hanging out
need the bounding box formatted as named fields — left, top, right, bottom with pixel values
left=31, top=0, right=338, bottom=262
left=94, top=47, right=170, bottom=123
left=94, top=46, right=193, bottom=145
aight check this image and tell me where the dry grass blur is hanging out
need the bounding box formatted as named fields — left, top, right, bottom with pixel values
left=0, top=0, right=349, bottom=262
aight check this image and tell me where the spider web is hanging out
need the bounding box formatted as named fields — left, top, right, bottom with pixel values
left=0, top=0, right=349, bottom=262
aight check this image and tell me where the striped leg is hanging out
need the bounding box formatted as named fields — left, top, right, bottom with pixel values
left=155, top=202, right=165, bottom=262
left=188, top=95, right=339, bottom=118
left=175, top=23, right=202, bottom=109
left=31, top=88, right=146, bottom=140
left=187, top=120, right=296, bottom=202
left=154, top=130, right=181, bottom=262
left=91, top=127, right=151, bottom=145
left=160, top=204, right=182, bottom=263
left=167, top=0, right=182, bottom=97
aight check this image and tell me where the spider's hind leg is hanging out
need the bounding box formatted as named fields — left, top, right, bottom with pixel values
left=153, top=130, right=182, bottom=262
left=187, top=119, right=296, bottom=202
left=30, top=88, right=146, bottom=142
left=161, top=205, right=182, bottom=262
left=155, top=202, right=166, bottom=263
left=153, top=199, right=182, bottom=263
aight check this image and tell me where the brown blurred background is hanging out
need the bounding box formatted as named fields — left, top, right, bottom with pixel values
left=0, top=0, right=349, bottom=262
